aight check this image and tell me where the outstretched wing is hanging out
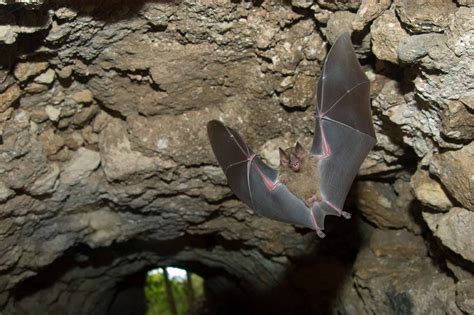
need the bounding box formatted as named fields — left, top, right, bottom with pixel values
left=207, top=120, right=318, bottom=231
left=310, top=33, right=376, bottom=228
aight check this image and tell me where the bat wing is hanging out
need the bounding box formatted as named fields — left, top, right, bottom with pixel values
left=207, top=120, right=319, bottom=232
left=310, top=33, right=376, bottom=229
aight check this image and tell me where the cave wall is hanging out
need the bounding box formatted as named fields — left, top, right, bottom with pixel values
left=0, top=0, right=473, bottom=314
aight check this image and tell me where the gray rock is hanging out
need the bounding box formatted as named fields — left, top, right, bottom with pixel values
left=397, top=33, right=445, bottom=63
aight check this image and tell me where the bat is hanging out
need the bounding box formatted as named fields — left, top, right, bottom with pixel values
left=207, top=33, right=376, bottom=238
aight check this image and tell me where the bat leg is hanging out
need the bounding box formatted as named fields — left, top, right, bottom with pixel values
left=305, top=195, right=320, bottom=207
left=316, top=229, right=326, bottom=238
left=341, top=211, right=351, bottom=219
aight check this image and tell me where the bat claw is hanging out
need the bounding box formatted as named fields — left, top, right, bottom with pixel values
left=316, top=229, right=326, bottom=238
left=341, top=211, right=351, bottom=219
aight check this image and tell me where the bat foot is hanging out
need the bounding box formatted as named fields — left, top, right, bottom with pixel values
left=341, top=211, right=351, bottom=219
left=316, top=229, right=326, bottom=238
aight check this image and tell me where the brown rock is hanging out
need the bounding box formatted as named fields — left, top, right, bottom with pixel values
left=326, top=11, right=356, bottom=44
left=354, top=238, right=460, bottom=314
left=395, top=0, right=457, bottom=33
left=318, top=0, right=361, bottom=11
left=354, top=179, right=418, bottom=231
left=369, top=229, right=427, bottom=258
left=0, top=84, right=21, bottom=113
left=13, top=61, right=49, bottom=82
left=411, top=168, right=452, bottom=211
left=70, top=89, right=94, bottom=105
left=38, top=128, right=65, bottom=157
left=56, top=65, right=73, bottom=79
left=423, top=208, right=474, bottom=262
left=430, top=142, right=474, bottom=210
left=352, top=0, right=392, bottom=31
left=441, top=100, right=474, bottom=142
left=371, top=9, right=409, bottom=63
left=72, top=105, right=99, bottom=126
left=279, top=74, right=315, bottom=109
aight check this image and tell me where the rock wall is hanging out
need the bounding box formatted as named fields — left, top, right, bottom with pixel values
left=0, top=0, right=472, bottom=314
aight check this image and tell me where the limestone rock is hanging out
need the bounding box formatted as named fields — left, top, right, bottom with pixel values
left=354, top=230, right=461, bottom=314
left=44, top=105, right=60, bottom=122
left=0, top=84, right=21, bottom=113
left=441, top=99, right=474, bottom=142
left=34, top=68, right=55, bottom=85
left=354, top=179, right=418, bottom=231
left=99, top=119, right=175, bottom=182
left=70, top=89, right=94, bottom=105
left=430, top=143, right=474, bottom=210
left=0, top=181, right=14, bottom=202
left=456, top=280, right=474, bottom=314
left=395, top=0, right=457, bottom=33
left=371, top=9, right=409, bottom=63
left=60, top=147, right=100, bottom=186
left=291, top=0, right=313, bottom=8
left=326, top=11, right=356, bottom=44
left=411, top=168, right=452, bottom=211
left=26, top=163, right=60, bottom=195
left=279, top=74, right=315, bottom=109
left=397, top=33, right=445, bottom=64
left=13, top=62, right=49, bottom=82
left=318, top=0, right=361, bottom=11
left=352, top=0, right=391, bottom=31
left=423, top=208, right=474, bottom=262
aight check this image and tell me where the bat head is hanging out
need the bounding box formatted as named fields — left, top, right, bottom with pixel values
left=279, top=142, right=307, bottom=172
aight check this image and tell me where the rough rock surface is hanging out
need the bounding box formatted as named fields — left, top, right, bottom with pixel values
left=0, top=0, right=472, bottom=314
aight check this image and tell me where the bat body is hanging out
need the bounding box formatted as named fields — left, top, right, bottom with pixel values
left=207, top=33, right=376, bottom=237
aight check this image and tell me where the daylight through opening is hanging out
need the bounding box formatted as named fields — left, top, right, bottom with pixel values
left=145, top=267, right=204, bottom=315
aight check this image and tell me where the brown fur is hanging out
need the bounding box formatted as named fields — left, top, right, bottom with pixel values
left=278, top=144, right=321, bottom=207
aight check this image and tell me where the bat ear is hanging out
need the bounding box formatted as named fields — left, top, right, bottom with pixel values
left=294, top=141, right=306, bottom=158
left=279, top=148, right=289, bottom=165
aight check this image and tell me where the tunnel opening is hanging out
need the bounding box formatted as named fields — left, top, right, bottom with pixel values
left=144, top=267, right=204, bottom=315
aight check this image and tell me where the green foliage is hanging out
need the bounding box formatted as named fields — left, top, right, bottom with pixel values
left=145, top=269, right=204, bottom=315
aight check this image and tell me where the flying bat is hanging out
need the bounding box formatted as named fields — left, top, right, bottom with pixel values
left=207, top=33, right=376, bottom=238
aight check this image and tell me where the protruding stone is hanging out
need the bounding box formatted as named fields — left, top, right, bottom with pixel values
left=291, top=0, right=313, bottom=8
left=34, top=68, right=55, bottom=85
left=411, top=168, right=452, bottom=211
left=441, top=100, right=474, bottom=142
left=352, top=0, right=391, bottom=31
left=326, top=11, right=356, bottom=44
left=70, top=89, right=94, bottom=105
left=423, top=208, right=474, bottom=262
left=371, top=9, right=409, bottom=64
left=0, top=84, right=21, bottom=113
left=13, top=61, right=49, bottom=82
left=397, top=33, right=445, bottom=64
left=61, top=147, right=101, bottom=186
left=56, top=66, right=73, bottom=79
left=430, top=142, right=474, bottom=210
left=0, top=181, right=14, bottom=202
left=395, top=0, right=457, bottom=33
left=456, top=280, right=474, bottom=314
left=45, top=105, right=61, bottom=122
left=318, top=0, right=361, bottom=11
left=26, top=163, right=60, bottom=195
